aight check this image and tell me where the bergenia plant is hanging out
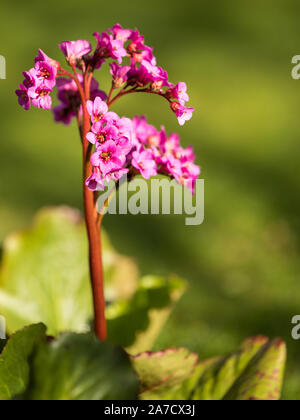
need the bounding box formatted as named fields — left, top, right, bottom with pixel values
left=16, top=24, right=200, bottom=342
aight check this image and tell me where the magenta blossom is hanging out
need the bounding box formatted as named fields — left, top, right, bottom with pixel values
left=110, top=63, right=131, bottom=89
left=109, top=24, right=133, bottom=42
left=140, top=60, right=170, bottom=87
left=165, top=155, right=183, bottom=179
left=87, top=121, right=119, bottom=146
left=59, top=40, right=92, bottom=65
left=91, top=141, right=125, bottom=176
left=167, top=82, right=189, bottom=105
left=87, top=96, right=109, bottom=123
left=53, top=103, right=76, bottom=125
left=132, top=147, right=158, bottom=179
left=85, top=167, right=105, bottom=191
left=28, top=83, right=52, bottom=110
left=132, top=116, right=160, bottom=147
left=16, top=25, right=198, bottom=193
left=34, top=61, right=57, bottom=88
left=171, top=102, right=195, bottom=126
left=35, top=49, right=59, bottom=69
left=22, top=70, right=36, bottom=89
left=127, top=30, right=154, bottom=64
left=107, top=167, right=129, bottom=182
left=15, top=84, right=31, bottom=110
left=93, top=32, right=127, bottom=65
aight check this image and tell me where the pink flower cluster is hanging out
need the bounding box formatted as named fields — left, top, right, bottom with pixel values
left=16, top=25, right=199, bottom=193
left=92, top=24, right=194, bottom=125
left=86, top=97, right=200, bottom=193
left=16, top=50, right=59, bottom=111
left=16, top=24, right=194, bottom=126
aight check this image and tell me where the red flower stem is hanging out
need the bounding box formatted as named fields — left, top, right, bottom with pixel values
left=64, top=66, right=107, bottom=341
left=107, top=84, right=115, bottom=104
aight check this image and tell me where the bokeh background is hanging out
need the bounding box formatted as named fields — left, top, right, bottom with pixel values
left=1, top=0, right=300, bottom=399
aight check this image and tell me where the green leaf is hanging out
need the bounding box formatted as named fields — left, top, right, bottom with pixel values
left=0, top=207, right=186, bottom=352
left=224, top=337, right=287, bottom=400
left=132, top=336, right=286, bottom=400
left=23, top=333, right=139, bottom=400
left=132, top=348, right=198, bottom=399
left=0, top=207, right=138, bottom=336
left=0, top=323, right=46, bottom=400
left=107, top=275, right=186, bottom=353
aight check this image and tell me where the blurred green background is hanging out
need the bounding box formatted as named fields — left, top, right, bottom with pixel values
left=1, top=0, right=300, bottom=399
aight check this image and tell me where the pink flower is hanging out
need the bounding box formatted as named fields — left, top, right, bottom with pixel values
left=161, top=133, right=180, bottom=156
left=56, top=77, right=81, bottom=106
left=127, top=30, right=154, bottom=64
left=85, top=167, right=105, bottom=191
left=53, top=103, right=76, bottom=125
left=87, top=96, right=109, bottom=123
left=28, top=82, right=52, bottom=110
left=174, top=145, right=195, bottom=162
left=116, top=117, right=133, bottom=140
left=167, top=82, right=189, bottom=105
left=182, top=160, right=201, bottom=178
left=35, top=49, right=59, bottom=69
left=106, top=167, right=129, bottom=182
left=94, top=32, right=127, bottom=64
left=110, top=39, right=127, bottom=63
left=15, top=84, right=31, bottom=110
left=140, top=60, right=170, bottom=87
left=171, top=102, right=194, bottom=126
left=165, top=155, right=183, bottom=179
left=86, top=121, right=119, bottom=146
left=91, top=141, right=125, bottom=176
left=59, top=40, right=92, bottom=65
left=110, top=63, right=130, bottom=88
left=34, top=61, right=57, bottom=88
left=132, top=116, right=159, bottom=146
left=132, top=147, right=157, bottom=180
left=22, top=70, right=36, bottom=89
left=109, top=24, right=132, bottom=42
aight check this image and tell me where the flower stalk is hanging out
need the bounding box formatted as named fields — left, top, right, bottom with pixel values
left=15, top=23, right=199, bottom=343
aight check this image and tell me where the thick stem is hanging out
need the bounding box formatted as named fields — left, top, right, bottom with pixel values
left=77, top=70, right=107, bottom=341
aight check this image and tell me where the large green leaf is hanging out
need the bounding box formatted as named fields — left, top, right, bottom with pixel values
left=132, top=336, right=286, bottom=400
left=0, top=207, right=185, bottom=352
left=23, top=332, right=139, bottom=400
left=107, top=275, right=186, bottom=354
left=0, top=207, right=138, bottom=336
left=0, top=323, right=46, bottom=400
